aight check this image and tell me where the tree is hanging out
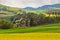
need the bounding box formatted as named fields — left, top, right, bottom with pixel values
left=0, top=19, right=14, bottom=29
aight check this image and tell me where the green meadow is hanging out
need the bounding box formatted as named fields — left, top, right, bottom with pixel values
left=0, top=23, right=59, bottom=33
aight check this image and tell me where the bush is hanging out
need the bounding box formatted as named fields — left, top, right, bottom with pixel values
left=0, top=19, right=14, bottom=29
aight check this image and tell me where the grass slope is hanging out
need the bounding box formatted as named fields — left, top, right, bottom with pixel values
left=0, top=4, right=23, bottom=16
left=0, top=23, right=60, bottom=33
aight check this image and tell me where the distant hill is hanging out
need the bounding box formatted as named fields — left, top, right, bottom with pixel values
left=23, top=7, right=36, bottom=10
left=24, top=4, right=60, bottom=10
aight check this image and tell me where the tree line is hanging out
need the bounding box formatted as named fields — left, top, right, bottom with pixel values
left=0, top=9, right=60, bottom=29
left=11, top=9, right=60, bottom=27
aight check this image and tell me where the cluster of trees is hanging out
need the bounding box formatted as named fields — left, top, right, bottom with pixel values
left=0, top=11, right=60, bottom=29
left=0, top=5, right=60, bottom=29
left=11, top=10, right=60, bottom=27
left=0, top=19, right=14, bottom=29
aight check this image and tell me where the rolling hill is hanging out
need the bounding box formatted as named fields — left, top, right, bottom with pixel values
left=0, top=4, right=25, bottom=16
left=0, top=4, right=26, bottom=21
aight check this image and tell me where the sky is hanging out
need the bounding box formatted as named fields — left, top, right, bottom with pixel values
left=0, top=0, right=60, bottom=8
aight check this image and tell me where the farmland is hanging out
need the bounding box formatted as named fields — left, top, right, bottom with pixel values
left=0, top=33, right=60, bottom=40
left=0, top=23, right=60, bottom=40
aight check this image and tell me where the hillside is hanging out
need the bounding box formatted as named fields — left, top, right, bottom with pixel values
left=0, top=4, right=25, bottom=16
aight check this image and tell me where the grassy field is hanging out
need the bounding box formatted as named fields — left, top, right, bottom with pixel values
left=0, top=33, right=60, bottom=40
left=0, top=23, right=60, bottom=33
left=27, top=10, right=46, bottom=14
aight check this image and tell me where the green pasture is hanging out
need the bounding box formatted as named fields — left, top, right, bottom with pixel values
left=0, top=23, right=60, bottom=33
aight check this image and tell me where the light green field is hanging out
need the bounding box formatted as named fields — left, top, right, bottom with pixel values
left=26, top=10, right=46, bottom=14
left=0, top=23, right=60, bottom=33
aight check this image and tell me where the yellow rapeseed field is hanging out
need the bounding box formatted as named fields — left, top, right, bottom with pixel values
left=0, top=33, right=60, bottom=40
